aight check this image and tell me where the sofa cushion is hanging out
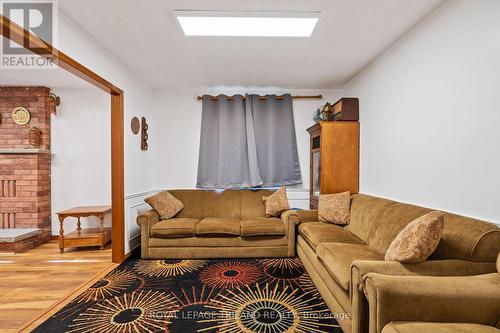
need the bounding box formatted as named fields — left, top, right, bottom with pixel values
left=346, top=194, right=396, bottom=242
left=196, top=218, right=241, bottom=236
left=318, top=191, right=351, bottom=225
left=382, top=322, right=499, bottom=333
left=150, top=218, right=200, bottom=238
left=299, top=222, right=365, bottom=251
left=385, top=211, right=445, bottom=263
left=241, top=217, right=284, bottom=237
left=145, top=191, right=184, bottom=220
left=316, top=243, right=384, bottom=291
left=263, top=187, right=290, bottom=217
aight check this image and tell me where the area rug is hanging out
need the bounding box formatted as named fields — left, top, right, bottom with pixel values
left=33, top=256, right=343, bottom=332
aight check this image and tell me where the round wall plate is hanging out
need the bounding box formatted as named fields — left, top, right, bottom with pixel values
left=12, top=107, right=31, bottom=125
left=131, top=116, right=140, bottom=134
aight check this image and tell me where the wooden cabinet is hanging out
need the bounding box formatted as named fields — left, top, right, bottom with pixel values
left=307, top=121, right=359, bottom=209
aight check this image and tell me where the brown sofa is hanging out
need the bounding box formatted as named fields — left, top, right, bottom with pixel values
left=362, top=253, right=500, bottom=333
left=296, top=193, right=500, bottom=333
left=137, top=189, right=298, bottom=259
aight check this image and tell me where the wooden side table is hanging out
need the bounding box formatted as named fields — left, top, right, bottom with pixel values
left=57, top=206, right=112, bottom=253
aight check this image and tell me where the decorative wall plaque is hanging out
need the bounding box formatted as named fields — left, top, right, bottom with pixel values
left=29, top=127, right=42, bottom=148
left=141, top=117, right=148, bottom=151
left=12, top=107, right=31, bottom=125
left=47, top=93, right=61, bottom=115
left=131, top=116, right=140, bottom=135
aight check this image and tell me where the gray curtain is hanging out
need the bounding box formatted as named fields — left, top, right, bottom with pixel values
left=197, top=94, right=302, bottom=188
left=197, top=94, right=261, bottom=188
left=246, top=94, right=302, bottom=186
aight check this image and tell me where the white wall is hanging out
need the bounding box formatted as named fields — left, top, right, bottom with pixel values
left=149, top=88, right=342, bottom=191
left=57, top=13, right=155, bottom=195
left=53, top=14, right=155, bottom=251
left=342, top=0, right=500, bottom=223
left=51, top=87, right=112, bottom=233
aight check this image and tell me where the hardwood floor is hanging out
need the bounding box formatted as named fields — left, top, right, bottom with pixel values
left=0, top=240, right=115, bottom=333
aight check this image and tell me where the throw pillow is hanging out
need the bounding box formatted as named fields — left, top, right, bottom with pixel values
left=385, top=211, right=445, bottom=263
left=145, top=191, right=184, bottom=220
left=318, top=191, right=351, bottom=225
left=263, top=187, right=291, bottom=217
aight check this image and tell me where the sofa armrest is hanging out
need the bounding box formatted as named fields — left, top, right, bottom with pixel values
left=136, top=209, right=160, bottom=227
left=363, top=272, right=500, bottom=333
left=281, top=210, right=299, bottom=257
left=351, top=259, right=496, bottom=290
left=137, top=209, right=159, bottom=259
left=350, top=259, right=497, bottom=333
left=281, top=210, right=300, bottom=226
left=294, top=209, right=318, bottom=223
left=352, top=259, right=497, bottom=292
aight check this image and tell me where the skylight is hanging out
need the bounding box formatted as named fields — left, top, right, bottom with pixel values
left=175, top=11, right=320, bottom=37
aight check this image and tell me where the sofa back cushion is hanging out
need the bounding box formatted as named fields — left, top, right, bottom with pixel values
left=367, top=200, right=500, bottom=262
left=168, top=190, right=205, bottom=218
left=346, top=194, right=396, bottom=242
left=240, top=189, right=275, bottom=218
left=169, top=189, right=241, bottom=218
left=168, top=189, right=276, bottom=219
left=203, top=189, right=241, bottom=218
left=367, top=203, right=432, bottom=254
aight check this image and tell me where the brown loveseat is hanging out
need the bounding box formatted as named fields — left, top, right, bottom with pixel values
left=296, top=193, right=500, bottom=333
left=362, top=253, right=500, bottom=333
left=137, top=189, right=298, bottom=259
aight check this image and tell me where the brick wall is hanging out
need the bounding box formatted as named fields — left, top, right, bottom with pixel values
left=0, top=86, right=52, bottom=149
left=0, top=87, right=52, bottom=242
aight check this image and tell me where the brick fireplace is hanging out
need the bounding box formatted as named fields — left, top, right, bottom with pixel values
left=0, top=86, right=54, bottom=252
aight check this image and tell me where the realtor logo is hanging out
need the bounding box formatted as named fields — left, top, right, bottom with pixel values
left=1, top=0, right=58, bottom=69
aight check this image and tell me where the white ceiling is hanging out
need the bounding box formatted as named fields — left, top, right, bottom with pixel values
left=59, top=0, right=443, bottom=89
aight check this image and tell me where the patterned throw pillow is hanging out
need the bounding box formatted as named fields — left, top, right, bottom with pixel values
left=145, top=191, right=184, bottom=220
left=318, top=192, right=351, bottom=225
left=385, top=211, right=445, bottom=263
left=263, top=187, right=291, bottom=217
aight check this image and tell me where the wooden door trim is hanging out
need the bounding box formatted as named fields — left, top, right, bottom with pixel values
left=1, top=15, right=126, bottom=263
left=111, top=93, right=125, bottom=262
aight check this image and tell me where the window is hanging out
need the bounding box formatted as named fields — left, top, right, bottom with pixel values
left=197, top=94, right=302, bottom=189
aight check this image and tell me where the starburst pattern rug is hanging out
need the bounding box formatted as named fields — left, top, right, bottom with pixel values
left=33, top=256, right=343, bottom=333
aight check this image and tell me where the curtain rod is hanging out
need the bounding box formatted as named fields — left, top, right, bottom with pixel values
left=196, top=94, right=323, bottom=101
